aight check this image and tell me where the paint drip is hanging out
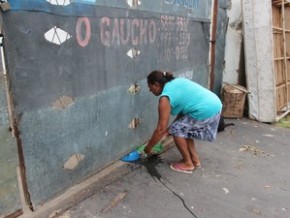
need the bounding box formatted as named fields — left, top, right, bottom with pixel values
left=136, top=154, right=199, bottom=218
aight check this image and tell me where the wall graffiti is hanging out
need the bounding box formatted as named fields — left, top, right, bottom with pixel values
left=100, top=17, right=157, bottom=47
left=158, top=15, right=191, bottom=63
left=178, top=70, right=194, bottom=79
left=76, top=14, right=191, bottom=64
left=164, top=0, right=200, bottom=10
left=76, top=16, right=157, bottom=48
left=76, top=17, right=91, bottom=47
left=5, top=9, right=204, bottom=113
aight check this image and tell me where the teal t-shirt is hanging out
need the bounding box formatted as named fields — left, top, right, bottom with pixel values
left=161, top=78, right=222, bottom=120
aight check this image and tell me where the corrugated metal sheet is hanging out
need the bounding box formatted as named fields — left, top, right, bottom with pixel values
left=0, top=0, right=227, bottom=212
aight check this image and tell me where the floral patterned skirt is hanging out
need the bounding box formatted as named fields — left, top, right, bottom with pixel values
left=168, top=112, right=221, bottom=142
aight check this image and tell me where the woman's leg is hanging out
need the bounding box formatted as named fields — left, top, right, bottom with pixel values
left=173, top=136, right=194, bottom=169
left=186, top=139, right=201, bottom=167
left=177, top=139, right=201, bottom=167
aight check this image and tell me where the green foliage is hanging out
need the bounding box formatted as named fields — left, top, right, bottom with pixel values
left=277, top=116, right=290, bottom=129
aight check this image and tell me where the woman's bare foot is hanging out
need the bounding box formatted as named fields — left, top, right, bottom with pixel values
left=178, top=159, right=201, bottom=168
left=192, top=160, right=201, bottom=168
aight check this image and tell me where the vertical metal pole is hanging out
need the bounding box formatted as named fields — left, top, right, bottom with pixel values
left=209, top=0, right=218, bottom=91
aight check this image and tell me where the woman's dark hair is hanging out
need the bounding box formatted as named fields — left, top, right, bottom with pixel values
left=147, top=70, right=175, bottom=86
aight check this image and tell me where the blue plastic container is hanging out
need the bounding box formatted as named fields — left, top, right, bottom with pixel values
left=121, top=150, right=140, bottom=162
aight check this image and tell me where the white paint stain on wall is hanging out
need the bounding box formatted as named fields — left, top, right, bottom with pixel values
left=44, top=26, right=71, bottom=45
left=127, top=48, right=141, bottom=59
left=127, top=0, right=142, bottom=8
left=47, top=0, right=71, bottom=6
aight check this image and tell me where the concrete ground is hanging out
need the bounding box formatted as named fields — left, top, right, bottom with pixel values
left=58, top=118, right=290, bottom=218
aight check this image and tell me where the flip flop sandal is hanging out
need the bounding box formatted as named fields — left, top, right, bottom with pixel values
left=170, top=162, right=194, bottom=174
left=178, top=159, right=201, bottom=169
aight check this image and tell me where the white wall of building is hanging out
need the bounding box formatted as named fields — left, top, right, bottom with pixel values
left=223, top=0, right=243, bottom=85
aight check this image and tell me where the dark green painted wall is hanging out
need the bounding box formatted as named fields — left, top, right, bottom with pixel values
left=0, top=0, right=227, bottom=214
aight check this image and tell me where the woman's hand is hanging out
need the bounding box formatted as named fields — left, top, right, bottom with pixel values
left=144, top=145, right=152, bottom=155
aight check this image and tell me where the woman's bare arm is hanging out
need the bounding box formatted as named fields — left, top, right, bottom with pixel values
left=144, top=96, right=171, bottom=154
